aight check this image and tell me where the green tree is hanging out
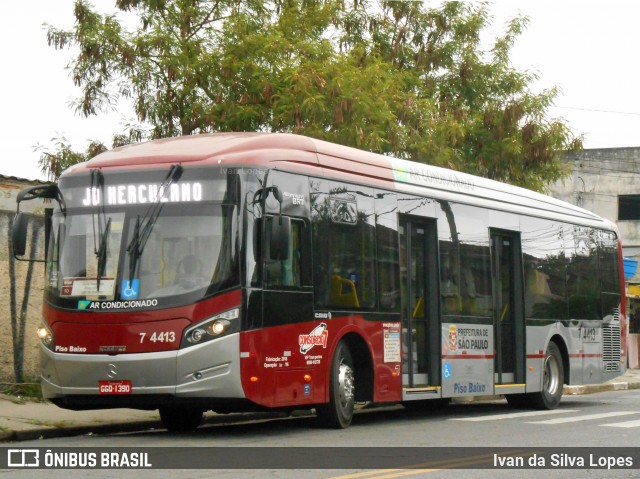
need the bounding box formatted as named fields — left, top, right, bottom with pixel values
left=36, top=136, right=107, bottom=181
left=41, top=0, right=581, bottom=190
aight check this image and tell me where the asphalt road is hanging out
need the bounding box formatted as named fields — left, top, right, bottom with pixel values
left=3, top=389, right=640, bottom=479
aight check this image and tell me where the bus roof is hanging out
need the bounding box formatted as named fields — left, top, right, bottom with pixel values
left=67, top=132, right=613, bottom=231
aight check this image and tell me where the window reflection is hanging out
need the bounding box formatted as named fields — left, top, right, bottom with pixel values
left=437, top=202, right=492, bottom=318
left=311, top=180, right=376, bottom=310
left=521, top=217, right=568, bottom=319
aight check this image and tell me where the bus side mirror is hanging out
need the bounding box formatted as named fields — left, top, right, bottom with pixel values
left=269, top=186, right=283, bottom=203
left=269, top=216, right=291, bottom=261
left=11, top=213, right=29, bottom=257
left=253, top=217, right=263, bottom=264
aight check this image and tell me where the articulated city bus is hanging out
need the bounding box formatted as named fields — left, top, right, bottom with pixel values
left=13, top=133, right=626, bottom=431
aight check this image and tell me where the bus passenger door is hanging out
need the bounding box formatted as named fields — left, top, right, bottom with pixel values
left=400, top=218, right=440, bottom=388
left=491, top=230, right=525, bottom=385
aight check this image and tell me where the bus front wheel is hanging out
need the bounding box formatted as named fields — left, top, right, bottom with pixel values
left=159, top=405, right=203, bottom=433
left=316, top=340, right=355, bottom=429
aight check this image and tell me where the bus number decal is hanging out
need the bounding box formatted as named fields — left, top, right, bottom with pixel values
left=139, top=331, right=176, bottom=343
left=580, top=327, right=597, bottom=343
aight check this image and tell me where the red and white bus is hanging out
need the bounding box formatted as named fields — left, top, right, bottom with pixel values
left=13, top=133, right=626, bottom=431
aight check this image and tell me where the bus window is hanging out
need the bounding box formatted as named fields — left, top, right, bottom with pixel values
left=264, top=217, right=303, bottom=288
left=597, top=230, right=621, bottom=318
left=437, top=203, right=492, bottom=318
left=598, top=230, right=621, bottom=293
left=375, top=190, right=400, bottom=312
left=311, top=180, right=376, bottom=310
left=566, top=225, right=600, bottom=320
left=521, top=216, right=568, bottom=320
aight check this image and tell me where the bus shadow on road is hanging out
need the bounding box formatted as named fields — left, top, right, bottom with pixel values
left=115, top=396, right=611, bottom=439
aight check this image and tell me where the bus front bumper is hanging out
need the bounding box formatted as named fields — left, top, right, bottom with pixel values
left=40, top=333, right=245, bottom=406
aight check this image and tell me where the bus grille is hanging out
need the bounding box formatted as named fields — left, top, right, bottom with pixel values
left=602, top=311, right=621, bottom=372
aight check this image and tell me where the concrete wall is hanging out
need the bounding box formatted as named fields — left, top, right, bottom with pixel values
left=0, top=176, right=47, bottom=383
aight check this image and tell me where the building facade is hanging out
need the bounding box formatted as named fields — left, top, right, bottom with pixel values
left=550, top=147, right=640, bottom=367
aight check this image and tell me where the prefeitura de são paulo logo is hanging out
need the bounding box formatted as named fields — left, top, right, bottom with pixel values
left=449, top=325, right=458, bottom=352
left=299, top=323, right=329, bottom=354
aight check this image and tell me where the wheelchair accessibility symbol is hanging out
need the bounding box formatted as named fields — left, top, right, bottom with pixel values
left=443, top=363, right=452, bottom=380
left=121, top=279, right=140, bottom=299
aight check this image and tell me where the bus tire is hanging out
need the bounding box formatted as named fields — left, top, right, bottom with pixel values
left=506, top=342, right=564, bottom=410
left=535, top=341, right=564, bottom=409
left=316, top=340, right=355, bottom=429
left=159, top=405, right=203, bottom=433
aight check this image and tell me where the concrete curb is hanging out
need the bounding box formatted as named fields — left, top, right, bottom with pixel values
left=564, top=380, right=640, bottom=395
left=0, top=419, right=163, bottom=443
left=0, top=410, right=303, bottom=443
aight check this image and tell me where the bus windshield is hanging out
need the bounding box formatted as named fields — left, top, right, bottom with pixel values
left=46, top=168, right=240, bottom=310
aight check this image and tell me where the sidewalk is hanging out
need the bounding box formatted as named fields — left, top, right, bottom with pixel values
left=2, top=369, right=640, bottom=442
left=0, top=396, right=162, bottom=442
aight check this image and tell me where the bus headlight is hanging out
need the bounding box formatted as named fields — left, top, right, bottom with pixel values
left=182, top=308, right=239, bottom=347
left=37, top=323, right=54, bottom=350
left=207, top=319, right=230, bottom=336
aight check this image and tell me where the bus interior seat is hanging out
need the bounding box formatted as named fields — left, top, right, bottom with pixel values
left=330, top=275, right=360, bottom=308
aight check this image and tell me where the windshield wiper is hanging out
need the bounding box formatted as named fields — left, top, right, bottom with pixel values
left=126, top=164, right=183, bottom=281
left=89, top=169, right=110, bottom=290
left=127, top=216, right=142, bottom=283
left=96, top=218, right=111, bottom=283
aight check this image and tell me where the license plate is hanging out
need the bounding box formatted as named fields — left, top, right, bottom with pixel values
left=98, top=380, right=132, bottom=395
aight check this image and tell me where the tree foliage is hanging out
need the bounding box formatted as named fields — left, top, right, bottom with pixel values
left=41, top=0, right=581, bottom=190
left=36, top=136, right=107, bottom=181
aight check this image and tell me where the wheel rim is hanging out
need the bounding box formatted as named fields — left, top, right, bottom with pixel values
left=337, top=360, right=355, bottom=411
left=543, top=353, right=560, bottom=396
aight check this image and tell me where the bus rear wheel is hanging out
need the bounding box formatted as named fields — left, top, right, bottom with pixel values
left=507, top=342, right=564, bottom=410
left=159, top=405, right=203, bottom=433
left=316, top=340, right=355, bottom=429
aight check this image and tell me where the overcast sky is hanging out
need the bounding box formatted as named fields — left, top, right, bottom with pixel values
left=2, top=0, right=640, bottom=181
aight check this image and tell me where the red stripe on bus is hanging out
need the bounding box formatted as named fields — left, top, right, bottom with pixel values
left=441, top=355, right=494, bottom=360
left=527, top=354, right=603, bottom=359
